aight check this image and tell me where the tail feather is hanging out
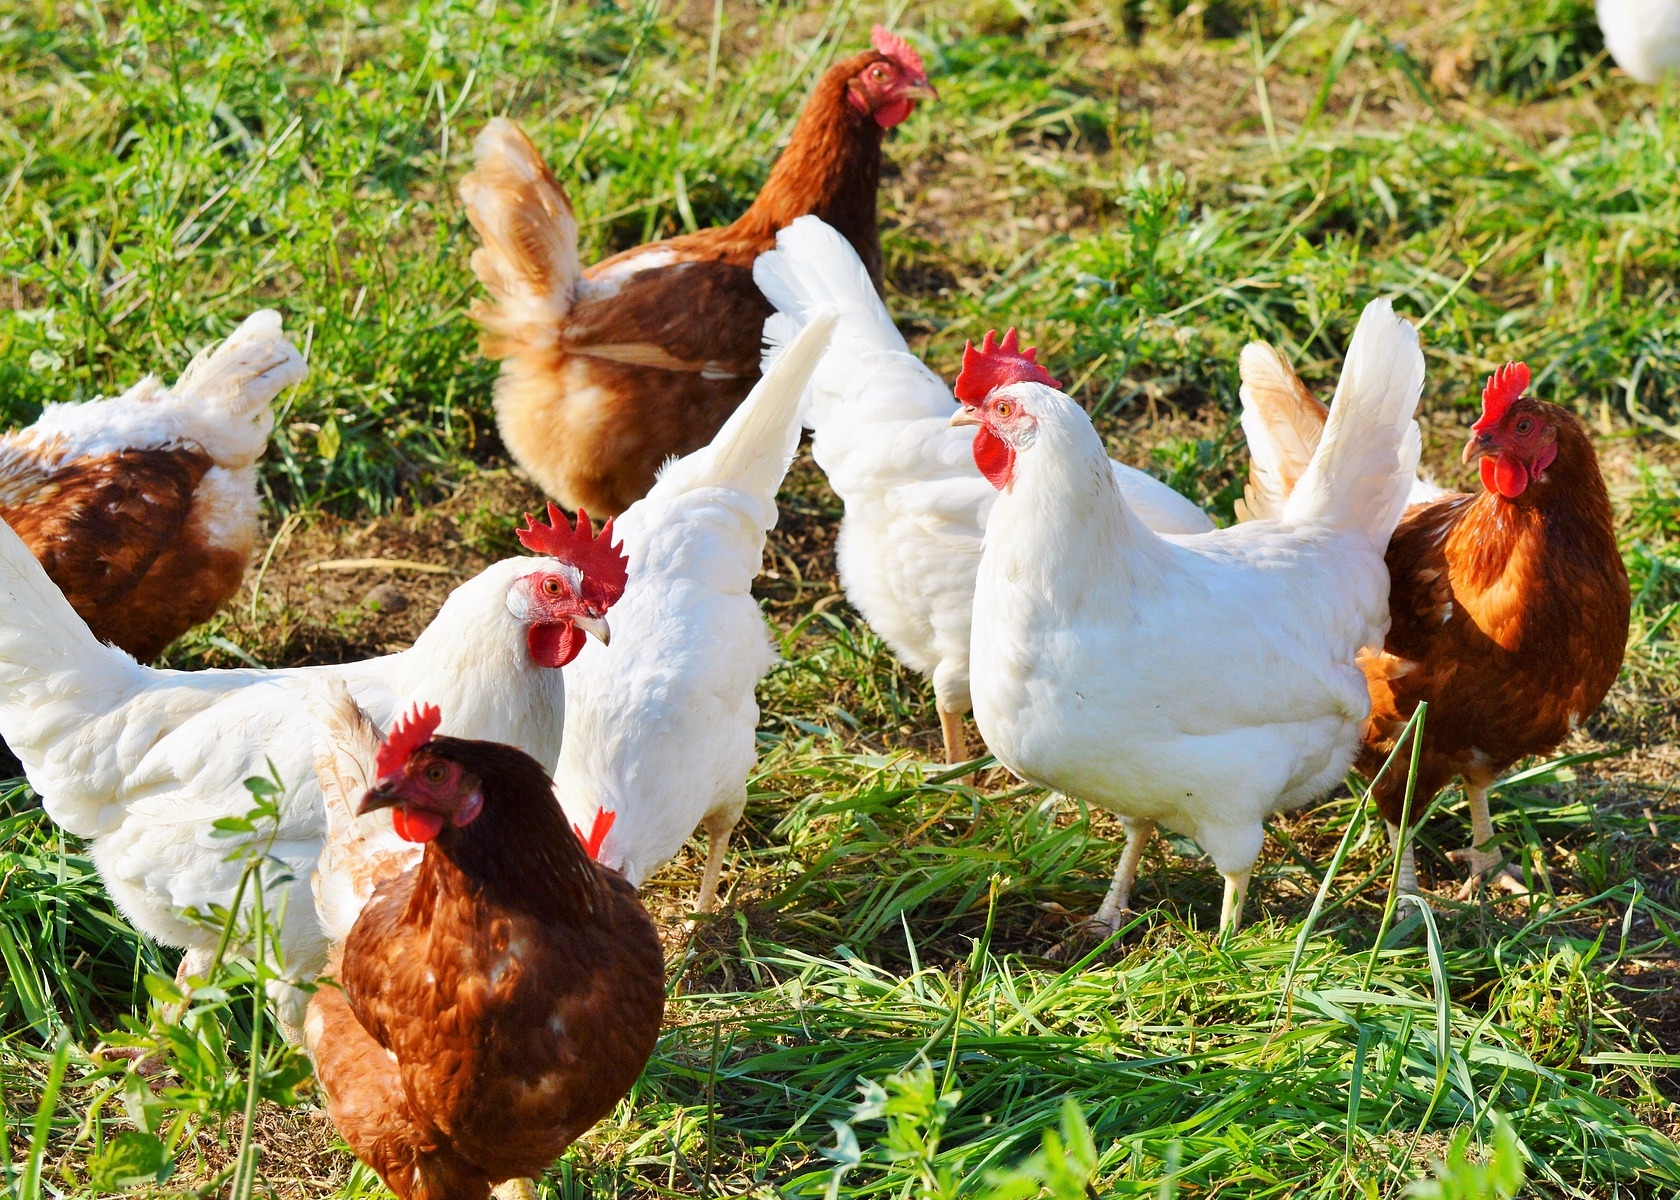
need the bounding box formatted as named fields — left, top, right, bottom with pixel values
left=159, top=310, right=304, bottom=468
left=1234, top=341, right=1328, bottom=523
left=461, top=118, right=580, bottom=356
left=0, top=516, right=145, bottom=833
left=1281, top=299, right=1424, bottom=545
left=308, top=678, right=417, bottom=946
left=653, top=313, right=837, bottom=514
left=754, top=216, right=906, bottom=370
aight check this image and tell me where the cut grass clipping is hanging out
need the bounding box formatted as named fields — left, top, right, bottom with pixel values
left=6, top=0, right=1680, bottom=1195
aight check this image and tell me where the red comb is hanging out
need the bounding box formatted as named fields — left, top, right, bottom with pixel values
left=572, top=808, right=616, bottom=861
left=376, top=703, right=442, bottom=779
left=871, top=25, right=926, bottom=79
left=954, top=329, right=1063, bottom=403
left=516, top=503, right=629, bottom=611
left=1473, top=361, right=1531, bottom=432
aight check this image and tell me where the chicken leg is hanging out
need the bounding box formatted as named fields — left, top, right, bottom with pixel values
left=1448, top=781, right=1527, bottom=900
left=1052, top=818, right=1156, bottom=958
left=937, top=703, right=968, bottom=768
left=1385, top=822, right=1422, bottom=896
left=694, top=807, right=739, bottom=915
left=1217, top=868, right=1252, bottom=938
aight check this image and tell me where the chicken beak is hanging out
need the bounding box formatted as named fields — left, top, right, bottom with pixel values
left=904, top=80, right=939, bottom=102
left=356, top=781, right=401, bottom=817
left=950, top=406, right=982, bottom=428
left=573, top=613, right=611, bottom=646
left=1462, top=432, right=1495, bottom=466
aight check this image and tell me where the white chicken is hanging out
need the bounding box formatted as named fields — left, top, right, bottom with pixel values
left=752, top=216, right=1213, bottom=767
left=0, top=505, right=625, bottom=1025
left=1597, top=0, right=1680, bottom=83
left=551, top=314, right=836, bottom=913
left=959, top=300, right=1423, bottom=936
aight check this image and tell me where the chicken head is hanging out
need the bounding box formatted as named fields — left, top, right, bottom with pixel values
left=848, top=26, right=938, bottom=128
left=508, top=502, right=626, bottom=666
left=358, top=703, right=487, bottom=843
left=1462, top=362, right=1559, bottom=500
left=949, top=328, right=1063, bottom=490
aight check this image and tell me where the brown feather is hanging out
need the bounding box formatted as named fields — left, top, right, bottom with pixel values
left=1356, top=403, right=1629, bottom=827
left=465, top=50, right=899, bottom=515
left=308, top=739, right=665, bottom=1200
left=1233, top=341, right=1328, bottom=523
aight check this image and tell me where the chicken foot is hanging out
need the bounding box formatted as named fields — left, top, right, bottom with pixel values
left=1051, top=818, right=1156, bottom=958
left=1448, top=782, right=1527, bottom=900
left=491, top=1179, right=539, bottom=1200
left=694, top=807, right=739, bottom=916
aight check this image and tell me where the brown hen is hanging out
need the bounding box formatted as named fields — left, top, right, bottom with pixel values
left=1238, top=349, right=1630, bottom=898
left=460, top=27, right=934, bottom=515
left=306, top=705, right=665, bottom=1200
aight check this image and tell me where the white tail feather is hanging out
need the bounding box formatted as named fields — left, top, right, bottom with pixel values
left=1281, top=299, right=1424, bottom=545
left=754, top=216, right=906, bottom=368
left=162, top=310, right=304, bottom=468
left=1235, top=341, right=1328, bottom=523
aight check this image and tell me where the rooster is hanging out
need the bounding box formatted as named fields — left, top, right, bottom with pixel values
left=753, top=216, right=1213, bottom=767
left=0, top=505, right=625, bottom=1030
left=0, top=310, right=304, bottom=661
left=551, top=315, right=835, bottom=913
left=461, top=27, right=934, bottom=516
left=306, top=701, right=664, bottom=1200
left=958, top=301, right=1423, bottom=937
left=1238, top=350, right=1630, bottom=897
left=1597, top=0, right=1680, bottom=83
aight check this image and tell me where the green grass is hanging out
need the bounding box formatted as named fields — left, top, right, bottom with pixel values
left=6, top=0, right=1680, bottom=1195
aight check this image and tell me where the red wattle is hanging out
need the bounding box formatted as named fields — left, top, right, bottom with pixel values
left=874, top=98, right=913, bottom=128
left=528, top=622, right=583, bottom=668
left=392, top=806, right=444, bottom=843
left=1480, top=453, right=1528, bottom=498
left=972, top=426, right=1015, bottom=490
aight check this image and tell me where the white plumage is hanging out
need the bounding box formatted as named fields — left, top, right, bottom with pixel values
left=0, top=520, right=592, bottom=1026
left=752, top=216, right=1214, bottom=766
left=1597, top=0, right=1680, bottom=83
left=965, top=298, right=1424, bottom=936
left=551, top=314, right=836, bottom=911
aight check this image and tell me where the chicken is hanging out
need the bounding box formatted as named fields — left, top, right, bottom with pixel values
left=1238, top=350, right=1630, bottom=897
left=551, top=314, right=836, bottom=914
left=752, top=216, right=1214, bottom=767
left=305, top=702, right=664, bottom=1200
left=0, top=503, right=625, bottom=1027
left=460, top=26, right=935, bottom=516
left=958, top=301, right=1423, bottom=937
left=0, top=310, right=304, bottom=661
left=1597, top=0, right=1680, bottom=83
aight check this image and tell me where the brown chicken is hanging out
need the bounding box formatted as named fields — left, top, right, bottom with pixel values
left=0, top=310, right=303, bottom=660
left=1239, top=350, right=1630, bottom=898
left=460, top=26, right=935, bottom=515
left=305, top=703, right=666, bottom=1200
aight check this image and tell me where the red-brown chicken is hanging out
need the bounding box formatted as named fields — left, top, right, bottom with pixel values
left=1240, top=353, right=1630, bottom=898
left=305, top=704, right=666, bottom=1200
left=0, top=310, right=303, bottom=660
left=460, top=27, right=935, bottom=515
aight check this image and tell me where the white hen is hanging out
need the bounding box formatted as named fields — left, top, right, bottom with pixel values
left=1597, top=0, right=1680, bottom=83
left=552, top=314, right=836, bottom=913
left=753, top=216, right=1213, bottom=766
left=961, top=300, right=1423, bottom=936
left=0, top=509, right=623, bottom=1024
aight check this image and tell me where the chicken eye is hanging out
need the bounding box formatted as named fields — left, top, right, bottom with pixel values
left=871, top=64, right=889, bottom=79
left=543, top=577, right=562, bottom=596
left=996, top=402, right=1012, bottom=417
left=1515, top=418, right=1533, bottom=435
left=425, top=763, right=447, bottom=784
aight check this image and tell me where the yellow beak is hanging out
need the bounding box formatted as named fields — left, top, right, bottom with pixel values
left=1461, top=432, right=1495, bottom=466
left=573, top=614, right=611, bottom=646
left=950, top=407, right=982, bottom=428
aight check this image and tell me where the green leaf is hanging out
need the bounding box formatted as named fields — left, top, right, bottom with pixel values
left=85, top=1131, right=173, bottom=1191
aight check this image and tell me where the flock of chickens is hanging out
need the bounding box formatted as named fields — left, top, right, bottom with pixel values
left=0, top=17, right=1660, bottom=1200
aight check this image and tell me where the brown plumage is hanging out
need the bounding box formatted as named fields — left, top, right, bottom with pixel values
left=306, top=730, right=665, bottom=1200
left=0, top=310, right=303, bottom=661
left=1236, top=344, right=1630, bottom=895
left=461, top=31, right=935, bottom=516
left=1358, top=395, right=1629, bottom=892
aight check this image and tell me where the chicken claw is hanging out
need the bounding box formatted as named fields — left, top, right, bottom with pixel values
left=492, top=1180, right=539, bottom=1200
left=1448, top=845, right=1528, bottom=901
